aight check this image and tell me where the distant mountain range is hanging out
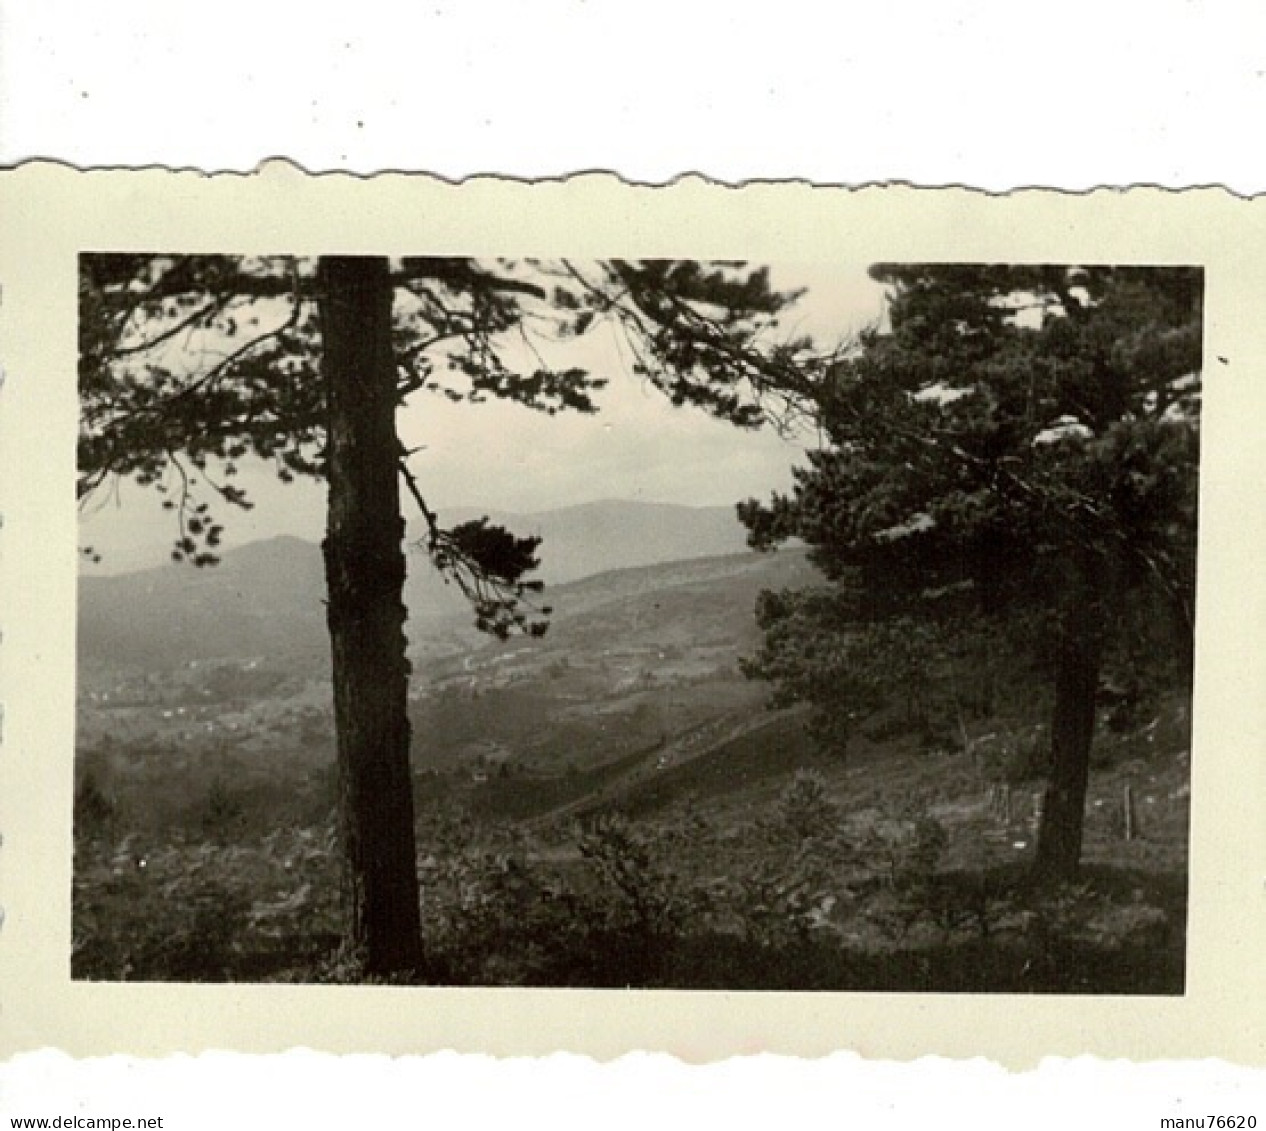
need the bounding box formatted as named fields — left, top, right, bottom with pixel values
left=78, top=500, right=762, bottom=668
left=408, top=499, right=754, bottom=584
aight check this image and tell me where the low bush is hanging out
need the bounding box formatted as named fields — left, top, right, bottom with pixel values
left=73, top=826, right=341, bottom=981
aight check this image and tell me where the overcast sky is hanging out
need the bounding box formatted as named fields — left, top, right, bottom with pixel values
left=79, top=262, right=886, bottom=574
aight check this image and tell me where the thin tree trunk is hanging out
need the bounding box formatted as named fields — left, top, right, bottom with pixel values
left=1032, top=568, right=1107, bottom=885
left=318, top=256, right=423, bottom=975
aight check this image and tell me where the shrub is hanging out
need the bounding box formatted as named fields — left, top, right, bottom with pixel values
left=73, top=826, right=341, bottom=981
left=201, top=777, right=247, bottom=840
left=771, top=770, right=838, bottom=842
left=74, top=768, right=117, bottom=835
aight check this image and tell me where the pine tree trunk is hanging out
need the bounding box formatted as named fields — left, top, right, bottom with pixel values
left=1032, top=573, right=1106, bottom=885
left=318, top=256, right=423, bottom=975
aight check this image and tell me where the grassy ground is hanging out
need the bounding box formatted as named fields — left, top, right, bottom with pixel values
left=72, top=698, right=1190, bottom=992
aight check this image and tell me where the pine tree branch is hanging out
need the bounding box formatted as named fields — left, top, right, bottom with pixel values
left=395, top=258, right=547, bottom=299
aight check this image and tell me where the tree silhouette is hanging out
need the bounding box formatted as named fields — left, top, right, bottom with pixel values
left=79, top=254, right=809, bottom=974
left=740, top=265, right=1202, bottom=882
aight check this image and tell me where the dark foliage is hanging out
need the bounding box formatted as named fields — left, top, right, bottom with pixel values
left=737, top=265, right=1201, bottom=879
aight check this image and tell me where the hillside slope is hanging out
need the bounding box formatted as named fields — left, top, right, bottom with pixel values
left=78, top=500, right=760, bottom=668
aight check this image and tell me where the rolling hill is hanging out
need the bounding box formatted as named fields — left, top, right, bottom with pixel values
left=78, top=497, right=822, bottom=822
left=77, top=499, right=764, bottom=669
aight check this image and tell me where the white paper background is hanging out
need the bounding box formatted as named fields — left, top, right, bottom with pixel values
left=2, top=1, right=1265, bottom=189
left=1, top=3, right=1264, bottom=1126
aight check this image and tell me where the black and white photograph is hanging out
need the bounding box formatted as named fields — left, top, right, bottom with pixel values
left=73, top=253, right=1202, bottom=993
left=3, top=2, right=1266, bottom=1121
